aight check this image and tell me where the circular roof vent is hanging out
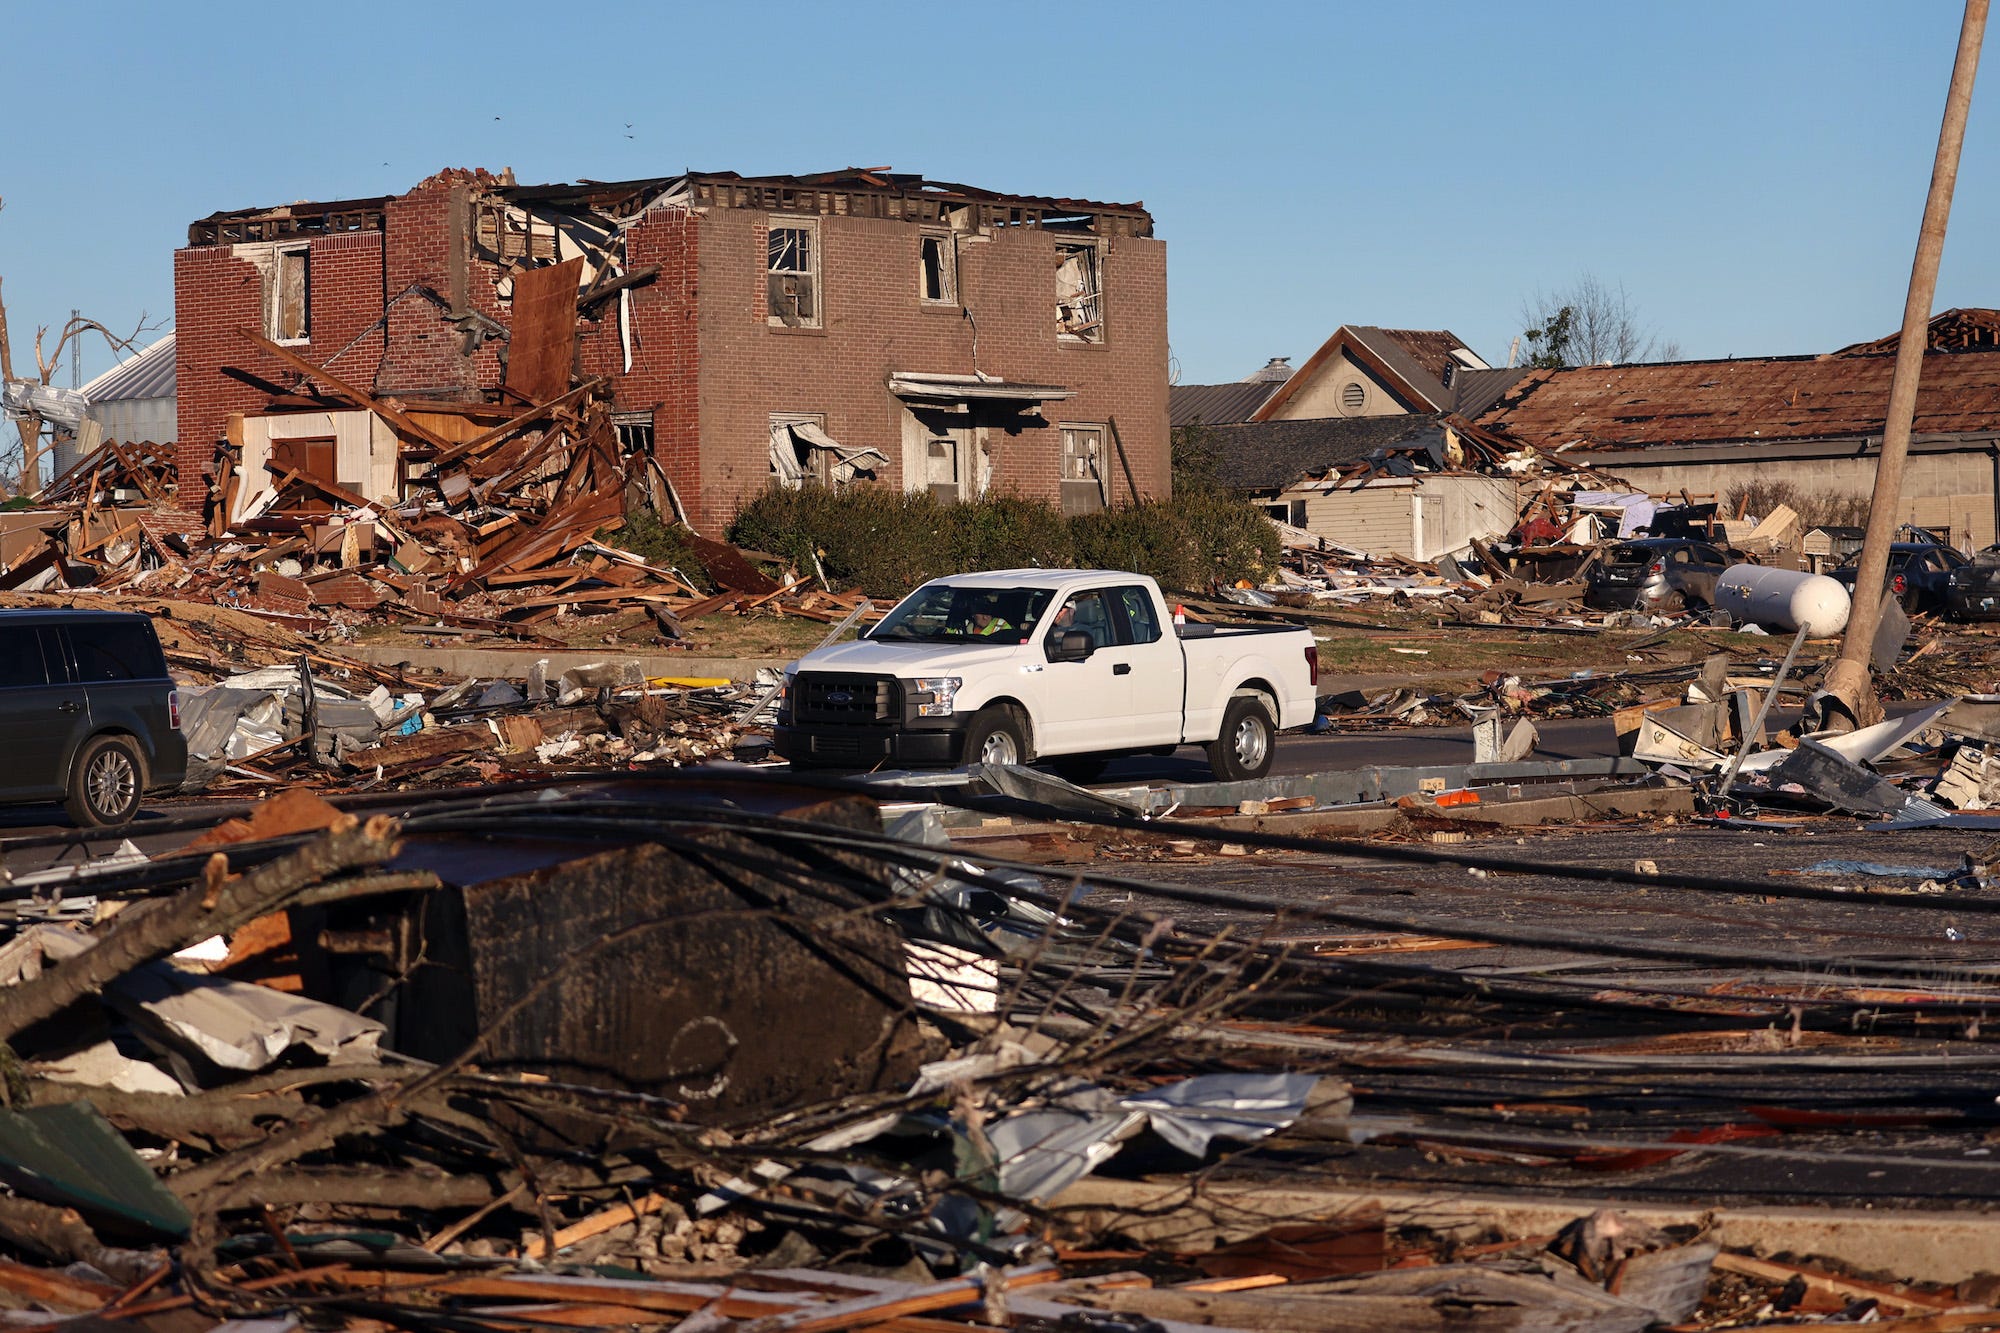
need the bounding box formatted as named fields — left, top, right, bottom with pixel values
left=1339, top=381, right=1367, bottom=415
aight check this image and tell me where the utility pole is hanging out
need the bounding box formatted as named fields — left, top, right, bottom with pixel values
left=1821, top=0, right=1988, bottom=729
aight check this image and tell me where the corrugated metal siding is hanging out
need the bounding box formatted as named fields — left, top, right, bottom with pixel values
left=88, top=398, right=176, bottom=448
left=78, top=334, right=175, bottom=403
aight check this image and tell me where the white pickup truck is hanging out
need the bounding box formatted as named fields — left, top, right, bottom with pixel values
left=774, top=570, right=1319, bottom=781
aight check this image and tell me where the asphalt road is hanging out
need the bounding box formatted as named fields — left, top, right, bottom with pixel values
left=0, top=701, right=1870, bottom=872
left=1096, top=714, right=1624, bottom=784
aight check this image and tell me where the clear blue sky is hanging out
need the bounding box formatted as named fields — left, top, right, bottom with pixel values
left=2, top=1, right=1993, bottom=387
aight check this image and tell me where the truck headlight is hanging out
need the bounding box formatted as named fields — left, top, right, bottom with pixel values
left=911, top=676, right=961, bottom=717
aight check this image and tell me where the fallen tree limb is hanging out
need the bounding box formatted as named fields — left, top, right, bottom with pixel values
left=0, top=814, right=403, bottom=1043
left=0, top=1196, right=110, bottom=1267
left=29, top=1082, right=312, bottom=1152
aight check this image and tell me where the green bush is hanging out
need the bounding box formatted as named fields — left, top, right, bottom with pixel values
left=728, top=485, right=959, bottom=594
left=946, top=493, right=1076, bottom=573
left=728, top=484, right=1277, bottom=598
left=599, top=509, right=715, bottom=592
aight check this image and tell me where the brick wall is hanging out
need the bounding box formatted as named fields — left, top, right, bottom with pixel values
left=578, top=207, right=702, bottom=524
left=174, top=169, right=1168, bottom=536
left=378, top=171, right=504, bottom=398
left=174, top=230, right=386, bottom=512
left=694, top=208, right=1168, bottom=531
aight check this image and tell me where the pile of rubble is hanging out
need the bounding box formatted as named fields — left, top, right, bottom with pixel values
left=0, top=586, right=759, bottom=796
left=176, top=656, right=756, bottom=794
left=0, top=339, right=870, bottom=648
left=0, top=773, right=1992, bottom=1330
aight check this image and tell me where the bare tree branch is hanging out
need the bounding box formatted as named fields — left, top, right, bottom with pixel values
left=1518, top=273, right=1677, bottom=368
left=0, top=198, right=166, bottom=495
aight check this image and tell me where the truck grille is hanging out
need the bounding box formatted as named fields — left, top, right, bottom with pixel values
left=793, top=673, right=897, bottom=724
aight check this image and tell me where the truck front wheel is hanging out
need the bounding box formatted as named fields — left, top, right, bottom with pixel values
left=963, top=706, right=1031, bottom=768
left=1207, top=696, right=1275, bottom=782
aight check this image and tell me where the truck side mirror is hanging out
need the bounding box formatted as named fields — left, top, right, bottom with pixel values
left=1048, top=630, right=1094, bottom=663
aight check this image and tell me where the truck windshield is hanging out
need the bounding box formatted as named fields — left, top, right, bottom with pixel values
left=867, top=585, right=1057, bottom=644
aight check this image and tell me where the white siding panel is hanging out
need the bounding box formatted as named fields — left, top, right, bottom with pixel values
left=1296, top=483, right=1414, bottom=559
left=1416, top=475, right=1518, bottom=561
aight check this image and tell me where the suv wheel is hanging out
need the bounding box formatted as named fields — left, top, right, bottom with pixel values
left=66, top=735, right=145, bottom=828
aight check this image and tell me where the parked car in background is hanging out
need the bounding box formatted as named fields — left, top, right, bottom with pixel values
left=1829, top=542, right=1966, bottom=615
left=1944, top=547, right=2000, bottom=620
left=0, top=610, right=185, bottom=826
left=1584, top=538, right=1745, bottom=614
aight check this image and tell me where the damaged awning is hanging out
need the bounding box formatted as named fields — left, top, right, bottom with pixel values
left=769, top=420, right=887, bottom=488
left=889, top=372, right=1073, bottom=405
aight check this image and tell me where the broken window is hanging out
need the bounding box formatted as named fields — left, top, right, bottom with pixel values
left=922, top=431, right=988, bottom=503
left=1055, top=241, right=1102, bottom=342
left=770, top=413, right=883, bottom=489
left=613, top=411, right=655, bottom=456
left=1059, top=424, right=1107, bottom=515
left=767, top=220, right=820, bottom=328
left=926, top=436, right=959, bottom=502
left=919, top=232, right=957, bottom=305
left=273, top=246, right=311, bottom=343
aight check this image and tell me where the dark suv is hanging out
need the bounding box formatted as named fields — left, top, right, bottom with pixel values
left=1829, top=542, right=1965, bottom=615
left=0, top=610, right=186, bottom=826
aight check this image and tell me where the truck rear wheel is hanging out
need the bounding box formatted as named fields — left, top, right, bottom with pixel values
left=963, top=706, right=1030, bottom=768
left=1206, top=696, right=1274, bottom=782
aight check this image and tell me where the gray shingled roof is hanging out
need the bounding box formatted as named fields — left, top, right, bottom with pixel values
left=1207, top=414, right=1453, bottom=492
left=1170, top=380, right=1280, bottom=427
left=1446, top=366, right=1530, bottom=419
left=80, top=334, right=175, bottom=404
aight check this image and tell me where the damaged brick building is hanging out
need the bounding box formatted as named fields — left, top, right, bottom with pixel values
left=173, top=167, right=1168, bottom=531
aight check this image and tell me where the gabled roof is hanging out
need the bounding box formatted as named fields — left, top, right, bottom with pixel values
left=80, top=334, right=175, bottom=404
left=1209, top=414, right=1455, bottom=492
left=1475, top=349, right=2000, bottom=449
left=1250, top=326, right=1485, bottom=421
left=1171, top=381, right=1282, bottom=427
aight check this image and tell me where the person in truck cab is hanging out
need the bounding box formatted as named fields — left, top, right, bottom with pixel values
left=972, top=608, right=1016, bottom=636
left=1046, top=592, right=1111, bottom=651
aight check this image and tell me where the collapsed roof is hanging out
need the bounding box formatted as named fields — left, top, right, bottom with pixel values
left=1833, top=307, right=2000, bottom=357
left=187, top=167, right=1153, bottom=246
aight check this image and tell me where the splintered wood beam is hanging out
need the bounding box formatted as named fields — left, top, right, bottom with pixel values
left=236, top=329, right=457, bottom=453
left=427, top=377, right=607, bottom=470
left=262, top=466, right=413, bottom=545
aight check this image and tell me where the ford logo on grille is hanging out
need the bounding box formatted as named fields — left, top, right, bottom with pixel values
left=825, top=690, right=854, bottom=705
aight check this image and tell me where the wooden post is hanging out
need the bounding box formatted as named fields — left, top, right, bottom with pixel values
left=1823, top=0, right=1988, bottom=728
left=1107, top=415, right=1142, bottom=506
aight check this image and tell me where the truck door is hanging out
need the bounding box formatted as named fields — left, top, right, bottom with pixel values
left=1035, top=590, right=1130, bottom=753
left=1111, top=585, right=1184, bottom=745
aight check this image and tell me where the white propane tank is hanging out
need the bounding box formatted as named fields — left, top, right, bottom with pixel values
left=1713, top=564, right=1851, bottom=635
